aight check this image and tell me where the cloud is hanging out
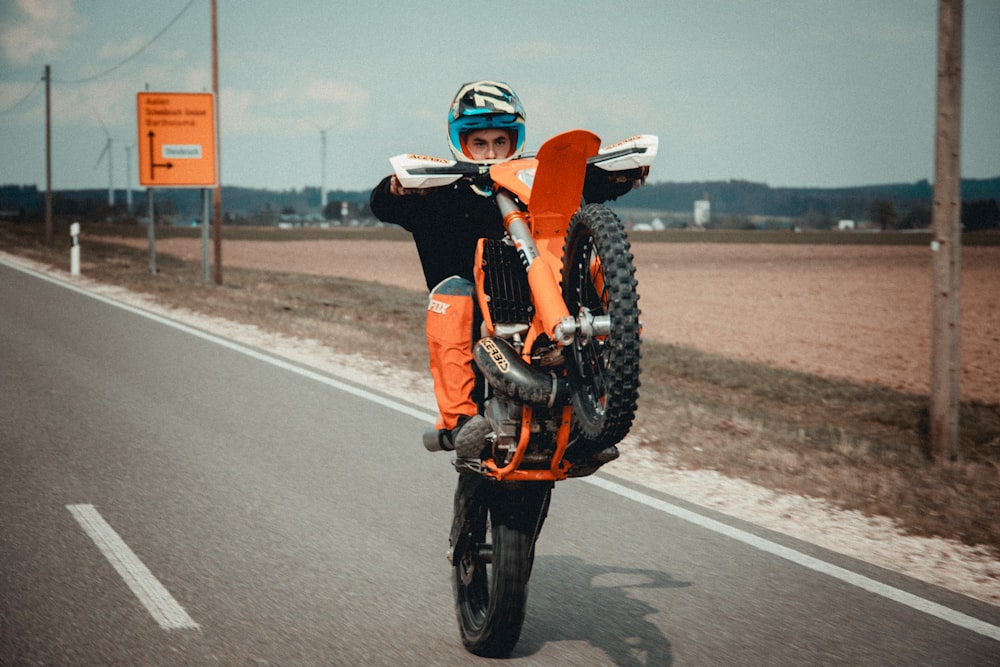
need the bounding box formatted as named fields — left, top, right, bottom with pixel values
left=218, top=87, right=265, bottom=135
left=216, top=78, right=373, bottom=137
left=304, top=79, right=368, bottom=106
left=1, top=0, right=82, bottom=65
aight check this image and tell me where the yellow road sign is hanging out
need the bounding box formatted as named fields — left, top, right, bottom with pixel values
left=136, top=92, right=217, bottom=187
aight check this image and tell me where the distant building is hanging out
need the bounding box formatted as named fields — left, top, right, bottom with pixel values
left=838, top=219, right=856, bottom=231
left=694, top=198, right=710, bottom=228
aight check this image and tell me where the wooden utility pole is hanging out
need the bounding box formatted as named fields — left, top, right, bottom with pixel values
left=211, top=0, right=223, bottom=285
left=929, top=0, right=963, bottom=462
left=44, top=65, right=53, bottom=245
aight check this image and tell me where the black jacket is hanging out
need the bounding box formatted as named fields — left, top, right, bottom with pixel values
left=369, top=166, right=637, bottom=291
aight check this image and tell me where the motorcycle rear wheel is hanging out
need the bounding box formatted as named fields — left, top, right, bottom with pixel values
left=561, top=203, right=642, bottom=451
left=452, top=479, right=550, bottom=658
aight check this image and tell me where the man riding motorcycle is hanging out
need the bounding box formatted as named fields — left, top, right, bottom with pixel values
left=369, top=80, right=644, bottom=463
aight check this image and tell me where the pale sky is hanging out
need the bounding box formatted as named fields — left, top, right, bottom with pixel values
left=1, top=0, right=998, bottom=194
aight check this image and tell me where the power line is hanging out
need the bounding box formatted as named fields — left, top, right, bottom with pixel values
left=0, top=0, right=198, bottom=113
left=0, top=76, right=43, bottom=115
left=52, top=0, right=198, bottom=85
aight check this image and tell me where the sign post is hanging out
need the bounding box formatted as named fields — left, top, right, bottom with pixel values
left=136, top=92, right=218, bottom=276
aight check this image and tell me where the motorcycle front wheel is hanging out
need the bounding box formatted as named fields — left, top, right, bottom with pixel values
left=452, top=478, right=550, bottom=658
left=561, top=202, right=642, bottom=451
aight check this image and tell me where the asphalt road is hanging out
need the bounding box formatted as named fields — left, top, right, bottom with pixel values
left=2, top=258, right=998, bottom=666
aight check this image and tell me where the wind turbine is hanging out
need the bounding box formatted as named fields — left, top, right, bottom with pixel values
left=310, top=122, right=330, bottom=210
left=95, top=118, right=114, bottom=207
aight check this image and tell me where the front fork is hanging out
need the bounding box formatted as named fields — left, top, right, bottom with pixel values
left=496, top=192, right=612, bottom=349
left=496, top=192, right=576, bottom=347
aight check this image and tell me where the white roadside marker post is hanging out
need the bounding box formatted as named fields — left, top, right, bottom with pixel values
left=70, top=222, right=81, bottom=276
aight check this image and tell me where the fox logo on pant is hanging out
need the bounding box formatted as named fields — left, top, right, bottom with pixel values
left=428, top=299, right=451, bottom=315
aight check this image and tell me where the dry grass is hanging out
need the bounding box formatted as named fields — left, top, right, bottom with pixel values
left=635, top=343, right=1000, bottom=552
left=4, top=222, right=999, bottom=556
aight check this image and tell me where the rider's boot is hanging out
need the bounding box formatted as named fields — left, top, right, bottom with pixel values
left=423, top=413, right=490, bottom=455
left=452, top=414, right=491, bottom=460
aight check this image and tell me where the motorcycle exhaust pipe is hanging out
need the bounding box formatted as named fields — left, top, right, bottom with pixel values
left=473, top=337, right=571, bottom=408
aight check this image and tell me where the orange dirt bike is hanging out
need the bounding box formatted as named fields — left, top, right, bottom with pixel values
left=391, top=129, right=657, bottom=657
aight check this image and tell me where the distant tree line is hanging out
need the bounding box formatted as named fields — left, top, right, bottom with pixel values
left=2, top=178, right=998, bottom=230
left=0, top=184, right=371, bottom=226
left=621, top=177, right=1000, bottom=230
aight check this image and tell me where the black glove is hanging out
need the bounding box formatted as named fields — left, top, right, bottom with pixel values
left=583, top=165, right=649, bottom=204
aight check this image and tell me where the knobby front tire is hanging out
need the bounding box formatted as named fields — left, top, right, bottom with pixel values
left=561, top=203, right=642, bottom=452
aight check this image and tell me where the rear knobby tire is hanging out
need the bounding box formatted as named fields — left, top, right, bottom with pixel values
left=452, top=480, right=550, bottom=658
left=561, top=203, right=641, bottom=452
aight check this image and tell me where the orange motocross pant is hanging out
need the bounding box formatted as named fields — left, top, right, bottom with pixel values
left=426, top=276, right=478, bottom=431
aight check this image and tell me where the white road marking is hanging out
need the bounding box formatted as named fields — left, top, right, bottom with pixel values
left=6, top=257, right=997, bottom=642
left=1, top=257, right=432, bottom=423
left=66, top=504, right=199, bottom=631
left=587, top=476, right=1000, bottom=643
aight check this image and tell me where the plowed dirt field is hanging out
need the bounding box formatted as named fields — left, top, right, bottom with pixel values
left=111, top=236, right=1000, bottom=405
